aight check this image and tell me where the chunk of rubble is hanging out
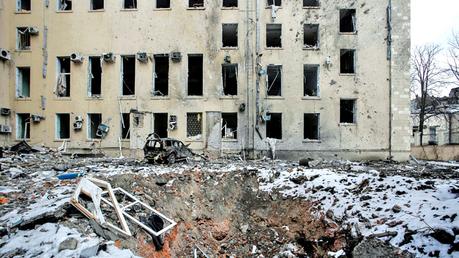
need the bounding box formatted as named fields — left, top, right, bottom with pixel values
left=352, top=238, right=414, bottom=258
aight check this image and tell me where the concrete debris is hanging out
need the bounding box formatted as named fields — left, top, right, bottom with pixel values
left=353, top=238, right=414, bottom=258
left=58, top=237, right=79, bottom=252
left=9, top=141, right=37, bottom=154
left=1, top=151, right=459, bottom=257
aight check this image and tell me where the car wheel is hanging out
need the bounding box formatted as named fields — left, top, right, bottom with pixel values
left=167, top=153, right=176, bottom=164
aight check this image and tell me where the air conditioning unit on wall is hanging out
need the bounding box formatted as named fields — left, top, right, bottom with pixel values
left=31, top=115, right=44, bottom=122
left=0, top=108, right=11, bottom=116
left=0, top=49, right=11, bottom=61
left=137, top=52, right=148, bottom=63
left=28, top=27, right=39, bottom=36
left=70, top=53, right=84, bottom=63
left=171, top=52, right=182, bottom=62
left=102, top=53, right=116, bottom=63
left=0, top=125, right=12, bottom=134
left=73, top=116, right=83, bottom=130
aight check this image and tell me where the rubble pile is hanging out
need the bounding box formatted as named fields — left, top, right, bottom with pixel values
left=0, top=151, right=458, bottom=257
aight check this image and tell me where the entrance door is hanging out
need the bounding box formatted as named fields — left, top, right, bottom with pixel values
left=154, top=113, right=168, bottom=138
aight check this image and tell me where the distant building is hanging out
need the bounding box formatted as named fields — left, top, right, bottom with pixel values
left=411, top=88, right=459, bottom=146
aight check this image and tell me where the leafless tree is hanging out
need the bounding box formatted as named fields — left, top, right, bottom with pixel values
left=411, top=44, right=444, bottom=145
left=447, top=31, right=459, bottom=85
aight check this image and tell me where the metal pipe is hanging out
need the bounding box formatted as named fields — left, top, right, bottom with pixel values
left=255, top=0, right=261, bottom=144
left=387, top=0, right=393, bottom=159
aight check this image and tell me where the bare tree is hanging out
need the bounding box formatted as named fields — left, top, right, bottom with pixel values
left=411, top=44, right=444, bottom=145
left=447, top=31, right=459, bottom=84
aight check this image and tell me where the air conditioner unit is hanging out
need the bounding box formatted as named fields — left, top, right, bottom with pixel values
left=96, top=124, right=110, bottom=138
left=137, top=52, right=148, bottom=63
left=102, top=53, right=116, bottom=63
left=73, top=116, right=83, bottom=130
left=262, top=113, right=271, bottom=122
left=0, top=108, right=11, bottom=116
left=28, top=27, right=39, bottom=36
left=0, top=125, right=12, bottom=134
left=31, top=115, right=43, bottom=122
left=171, top=52, right=182, bottom=62
left=224, top=55, right=231, bottom=63
left=0, top=48, right=11, bottom=61
left=70, top=53, right=84, bottom=63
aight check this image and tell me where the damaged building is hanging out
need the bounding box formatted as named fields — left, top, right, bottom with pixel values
left=0, top=0, right=411, bottom=160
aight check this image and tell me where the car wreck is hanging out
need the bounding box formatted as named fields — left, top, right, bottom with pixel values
left=143, top=134, right=193, bottom=164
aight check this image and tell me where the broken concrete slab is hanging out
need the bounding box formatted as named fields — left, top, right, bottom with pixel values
left=58, top=237, right=79, bottom=252
left=352, top=238, right=414, bottom=258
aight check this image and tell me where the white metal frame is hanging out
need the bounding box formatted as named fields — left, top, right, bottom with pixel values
left=70, top=178, right=132, bottom=236
left=101, top=187, right=176, bottom=237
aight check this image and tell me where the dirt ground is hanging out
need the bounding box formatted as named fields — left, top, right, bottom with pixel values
left=107, top=170, right=350, bottom=257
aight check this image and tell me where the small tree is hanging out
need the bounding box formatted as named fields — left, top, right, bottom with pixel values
left=411, top=44, right=444, bottom=145
left=447, top=31, right=459, bottom=85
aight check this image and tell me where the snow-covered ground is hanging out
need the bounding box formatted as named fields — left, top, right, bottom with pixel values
left=1, top=156, right=459, bottom=257
left=0, top=223, right=140, bottom=258
left=258, top=163, right=459, bottom=257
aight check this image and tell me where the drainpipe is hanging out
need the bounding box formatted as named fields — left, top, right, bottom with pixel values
left=387, top=0, right=393, bottom=159
left=255, top=0, right=262, bottom=144
left=449, top=113, right=452, bottom=144
left=245, top=0, right=252, bottom=154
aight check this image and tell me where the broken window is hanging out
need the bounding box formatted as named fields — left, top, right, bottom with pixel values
left=17, top=27, right=31, bottom=50
left=340, top=9, right=356, bottom=33
left=57, top=57, right=71, bottom=97
left=187, top=113, right=202, bottom=139
left=56, top=113, right=70, bottom=139
left=188, top=54, right=203, bottom=96
left=123, top=0, right=137, bottom=9
left=304, top=113, right=319, bottom=140
left=412, top=126, right=419, bottom=136
left=17, top=113, right=30, bottom=139
left=189, top=0, right=204, bottom=8
left=89, top=57, right=102, bottom=96
left=222, top=64, right=238, bottom=96
left=223, top=0, right=237, bottom=8
left=340, top=49, right=355, bottom=74
left=58, top=0, right=72, bottom=11
left=153, top=55, right=169, bottom=96
left=222, top=113, right=237, bottom=139
left=304, top=24, right=319, bottom=48
left=222, top=24, right=238, bottom=47
left=154, top=113, right=168, bottom=138
left=340, top=99, right=356, bottom=124
left=266, top=24, right=282, bottom=48
left=267, top=0, right=281, bottom=6
left=267, top=65, right=282, bottom=96
left=16, top=67, right=30, bottom=98
left=303, top=0, right=319, bottom=7
left=156, top=0, right=170, bottom=8
left=304, top=65, right=319, bottom=97
left=266, top=113, right=282, bottom=139
left=121, top=113, right=130, bottom=139
left=88, top=113, right=102, bottom=139
left=91, top=0, right=104, bottom=10
left=122, top=56, right=136, bottom=96
left=429, top=127, right=438, bottom=144
left=17, top=0, right=31, bottom=11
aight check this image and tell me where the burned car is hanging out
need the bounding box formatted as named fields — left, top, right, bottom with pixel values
left=143, top=134, right=193, bottom=164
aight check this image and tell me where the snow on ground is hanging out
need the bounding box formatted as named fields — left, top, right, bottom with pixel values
left=257, top=164, right=459, bottom=257
left=1, top=156, right=459, bottom=257
left=0, top=223, right=139, bottom=258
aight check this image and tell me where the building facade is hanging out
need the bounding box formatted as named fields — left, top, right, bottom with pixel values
left=0, top=0, right=411, bottom=160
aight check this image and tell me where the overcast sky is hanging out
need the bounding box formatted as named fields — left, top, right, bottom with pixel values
left=411, top=0, right=459, bottom=47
